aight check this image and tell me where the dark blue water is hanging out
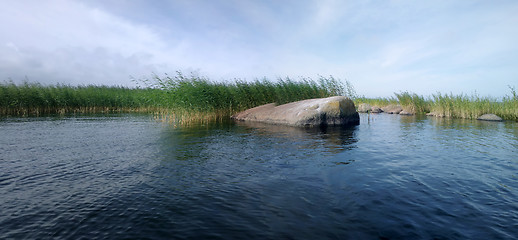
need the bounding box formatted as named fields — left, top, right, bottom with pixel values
left=1, top=113, right=517, bottom=239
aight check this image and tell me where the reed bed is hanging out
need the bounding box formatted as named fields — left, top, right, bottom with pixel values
left=354, top=97, right=398, bottom=109
left=355, top=87, right=518, bottom=121
left=145, top=72, right=346, bottom=123
left=0, top=72, right=346, bottom=119
left=429, top=92, right=518, bottom=120
left=0, top=82, right=163, bottom=116
left=3, top=72, right=515, bottom=121
left=395, top=91, right=430, bottom=114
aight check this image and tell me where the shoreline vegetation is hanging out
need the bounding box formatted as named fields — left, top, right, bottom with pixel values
left=1, top=71, right=517, bottom=122
left=355, top=88, right=518, bottom=121
left=0, top=72, right=345, bottom=123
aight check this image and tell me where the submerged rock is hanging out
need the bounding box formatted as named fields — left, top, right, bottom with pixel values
left=477, top=114, right=503, bottom=122
left=381, top=105, right=403, bottom=114
left=357, top=103, right=372, bottom=113
left=231, top=96, right=360, bottom=127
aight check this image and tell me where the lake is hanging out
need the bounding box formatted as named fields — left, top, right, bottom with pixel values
left=1, top=113, right=517, bottom=239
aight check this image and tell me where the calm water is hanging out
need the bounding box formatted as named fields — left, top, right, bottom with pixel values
left=1, top=113, right=517, bottom=239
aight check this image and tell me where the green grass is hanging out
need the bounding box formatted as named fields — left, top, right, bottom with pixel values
left=146, top=72, right=345, bottom=114
left=355, top=87, right=518, bottom=121
left=354, top=97, right=398, bottom=109
left=394, top=91, right=430, bottom=114
left=0, top=82, right=163, bottom=116
left=0, top=72, right=347, bottom=119
left=429, top=91, right=518, bottom=120
left=3, top=72, right=516, bottom=121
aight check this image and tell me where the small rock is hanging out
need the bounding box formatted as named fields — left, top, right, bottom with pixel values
left=477, top=114, right=503, bottom=122
left=381, top=105, right=403, bottom=114
left=371, top=106, right=383, bottom=113
left=357, top=103, right=372, bottom=113
left=399, top=110, right=413, bottom=115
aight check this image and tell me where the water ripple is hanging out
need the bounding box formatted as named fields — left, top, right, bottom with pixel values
left=0, top=114, right=517, bottom=239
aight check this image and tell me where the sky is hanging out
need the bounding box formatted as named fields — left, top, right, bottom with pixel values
left=1, top=0, right=517, bottom=97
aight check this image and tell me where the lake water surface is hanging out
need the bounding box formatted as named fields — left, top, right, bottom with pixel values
left=1, top=113, right=517, bottom=239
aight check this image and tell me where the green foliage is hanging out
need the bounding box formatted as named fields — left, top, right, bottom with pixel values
left=354, top=97, right=397, bottom=108
left=4, top=73, right=514, bottom=121
left=430, top=91, right=517, bottom=120
left=143, top=72, right=346, bottom=115
left=1, top=72, right=348, bottom=117
left=395, top=91, right=430, bottom=114
left=355, top=88, right=518, bottom=121
left=0, top=81, right=163, bottom=116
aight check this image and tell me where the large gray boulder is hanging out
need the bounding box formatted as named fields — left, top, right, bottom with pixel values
left=477, top=114, right=503, bottom=122
left=231, top=96, right=360, bottom=127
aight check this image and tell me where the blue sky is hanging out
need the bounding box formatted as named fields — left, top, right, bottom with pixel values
left=1, top=0, right=517, bottom=97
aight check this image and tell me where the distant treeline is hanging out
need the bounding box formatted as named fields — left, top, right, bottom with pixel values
left=0, top=72, right=346, bottom=117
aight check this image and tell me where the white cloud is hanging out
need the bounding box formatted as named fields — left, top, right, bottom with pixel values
left=308, top=0, right=345, bottom=32
left=0, top=0, right=517, bottom=97
left=0, top=0, right=175, bottom=85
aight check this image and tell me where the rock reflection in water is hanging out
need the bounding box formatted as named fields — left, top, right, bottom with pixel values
left=158, top=120, right=358, bottom=162
left=235, top=121, right=358, bottom=154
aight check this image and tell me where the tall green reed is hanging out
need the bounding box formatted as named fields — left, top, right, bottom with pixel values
left=353, top=97, right=398, bottom=108
left=355, top=87, right=517, bottom=121
left=1, top=72, right=350, bottom=117
left=0, top=81, right=162, bottom=116
left=140, top=72, right=348, bottom=116
left=395, top=91, right=429, bottom=114
left=430, top=91, right=517, bottom=120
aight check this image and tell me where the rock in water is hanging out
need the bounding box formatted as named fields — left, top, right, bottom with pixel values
left=371, top=106, right=383, bottom=113
left=477, top=114, right=503, bottom=122
left=231, top=96, right=359, bottom=127
left=399, top=110, right=413, bottom=115
left=381, top=105, right=403, bottom=114
left=357, top=103, right=372, bottom=113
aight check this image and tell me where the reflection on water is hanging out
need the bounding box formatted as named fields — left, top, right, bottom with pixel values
left=1, top=113, right=517, bottom=239
left=157, top=120, right=358, bottom=163
left=236, top=121, right=358, bottom=153
left=426, top=116, right=518, bottom=158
